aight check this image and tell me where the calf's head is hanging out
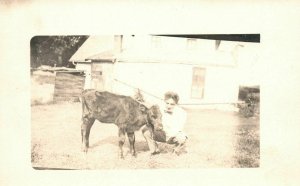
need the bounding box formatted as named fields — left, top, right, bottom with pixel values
left=146, top=105, right=163, bottom=130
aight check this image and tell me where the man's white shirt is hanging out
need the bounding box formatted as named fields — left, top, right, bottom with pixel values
left=161, top=106, right=187, bottom=140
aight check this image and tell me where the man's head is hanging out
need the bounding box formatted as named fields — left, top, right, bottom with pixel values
left=164, top=91, right=179, bottom=113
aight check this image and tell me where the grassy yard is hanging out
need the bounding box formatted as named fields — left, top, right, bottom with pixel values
left=31, top=102, right=259, bottom=169
left=233, top=117, right=260, bottom=167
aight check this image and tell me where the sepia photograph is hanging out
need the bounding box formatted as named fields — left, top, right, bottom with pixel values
left=2, top=0, right=300, bottom=185
left=31, top=34, right=260, bottom=169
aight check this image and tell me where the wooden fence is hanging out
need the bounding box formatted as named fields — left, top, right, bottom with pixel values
left=53, top=71, right=85, bottom=102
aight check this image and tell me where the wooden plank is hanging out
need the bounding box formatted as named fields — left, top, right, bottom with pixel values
left=55, top=87, right=83, bottom=91
left=54, top=89, right=83, bottom=93
left=55, top=78, right=84, bottom=82
left=54, top=87, right=83, bottom=92
left=53, top=72, right=85, bottom=102
left=53, top=94, right=81, bottom=98
left=55, top=78, right=84, bottom=83
left=54, top=96, right=81, bottom=100
left=56, top=71, right=83, bottom=76
left=54, top=95, right=81, bottom=99
left=53, top=97, right=80, bottom=102
left=55, top=77, right=84, bottom=82
left=56, top=71, right=84, bottom=75
left=54, top=86, right=83, bottom=91
left=55, top=74, right=84, bottom=79
left=55, top=83, right=84, bottom=88
left=55, top=81, right=84, bottom=86
left=54, top=90, right=82, bottom=93
left=54, top=92, right=83, bottom=97
left=54, top=89, right=83, bottom=94
left=54, top=93, right=81, bottom=97
left=55, top=73, right=84, bottom=78
left=54, top=79, right=84, bottom=86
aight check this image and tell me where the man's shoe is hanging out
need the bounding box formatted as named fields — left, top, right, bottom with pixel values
left=150, top=150, right=160, bottom=156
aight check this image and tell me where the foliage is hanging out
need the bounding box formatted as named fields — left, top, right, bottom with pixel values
left=30, top=36, right=88, bottom=68
left=238, top=93, right=260, bottom=118
left=238, top=86, right=260, bottom=118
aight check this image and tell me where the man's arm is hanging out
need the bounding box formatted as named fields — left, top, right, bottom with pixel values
left=176, top=107, right=187, bottom=132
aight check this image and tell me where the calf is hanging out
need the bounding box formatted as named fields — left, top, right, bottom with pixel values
left=81, top=89, right=162, bottom=158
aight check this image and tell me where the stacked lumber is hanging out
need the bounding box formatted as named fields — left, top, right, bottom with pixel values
left=53, top=72, right=84, bottom=102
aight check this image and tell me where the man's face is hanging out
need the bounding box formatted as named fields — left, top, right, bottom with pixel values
left=165, top=98, right=176, bottom=113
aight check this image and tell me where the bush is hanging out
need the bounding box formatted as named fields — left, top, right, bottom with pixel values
left=238, top=93, right=260, bottom=118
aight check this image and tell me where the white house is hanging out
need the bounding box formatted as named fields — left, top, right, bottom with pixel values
left=69, top=35, right=260, bottom=109
left=69, top=35, right=119, bottom=91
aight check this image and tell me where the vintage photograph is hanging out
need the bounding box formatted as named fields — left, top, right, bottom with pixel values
left=31, top=34, right=260, bottom=169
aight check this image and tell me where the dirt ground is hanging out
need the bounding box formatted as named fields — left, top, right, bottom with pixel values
left=31, top=102, right=259, bottom=169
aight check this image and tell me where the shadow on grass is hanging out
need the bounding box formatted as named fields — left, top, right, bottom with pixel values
left=135, top=141, right=150, bottom=152
left=89, top=136, right=150, bottom=153
left=89, top=136, right=118, bottom=149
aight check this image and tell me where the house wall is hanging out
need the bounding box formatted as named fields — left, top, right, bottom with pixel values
left=113, top=62, right=192, bottom=105
left=113, top=62, right=239, bottom=105
left=204, top=66, right=239, bottom=103
left=235, top=42, right=261, bottom=86
left=91, top=62, right=114, bottom=91
left=76, top=62, right=114, bottom=91
left=72, top=35, right=259, bottom=110
left=76, top=63, right=92, bottom=89
left=120, top=35, right=235, bottom=67
left=122, top=35, right=216, bottom=53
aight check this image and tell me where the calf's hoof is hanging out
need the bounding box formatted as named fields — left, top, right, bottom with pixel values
left=81, top=146, right=88, bottom=153
left=119, top=153, right=125, bottom=159
left=132, top=152, right=137, bottom=157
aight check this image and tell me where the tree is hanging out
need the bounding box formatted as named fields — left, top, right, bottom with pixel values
left=30, top=36, right=88, bottom=68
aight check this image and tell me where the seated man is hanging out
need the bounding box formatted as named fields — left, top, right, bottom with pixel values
left=142, top=91, right=187, bottom=155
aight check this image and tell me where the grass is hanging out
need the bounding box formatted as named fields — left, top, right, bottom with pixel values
left=233, top=122, right=260, bottom=167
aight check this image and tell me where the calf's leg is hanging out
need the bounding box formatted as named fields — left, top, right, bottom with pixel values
left=118, top=128, right=126, bottom=159
left=81, top=117, right=95, bottom=153
left=127, top=132, right=136, bottom=157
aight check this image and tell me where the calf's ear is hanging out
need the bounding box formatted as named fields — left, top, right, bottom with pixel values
left=139, top=104, right=147, bottom=113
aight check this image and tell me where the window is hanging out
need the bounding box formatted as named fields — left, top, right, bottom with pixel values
left=95, top=71, right=102, bottom=76
left=187, top=38, right=197, bottom=50
left=91, top=71, right=102, bottom=78
left=191, top=67, right=205, bottom=99
left=91, top=63, right=104, bottom=90
left=151, top=36, right=161, bottom=48
left=91, top=63, right=103, bottom=78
